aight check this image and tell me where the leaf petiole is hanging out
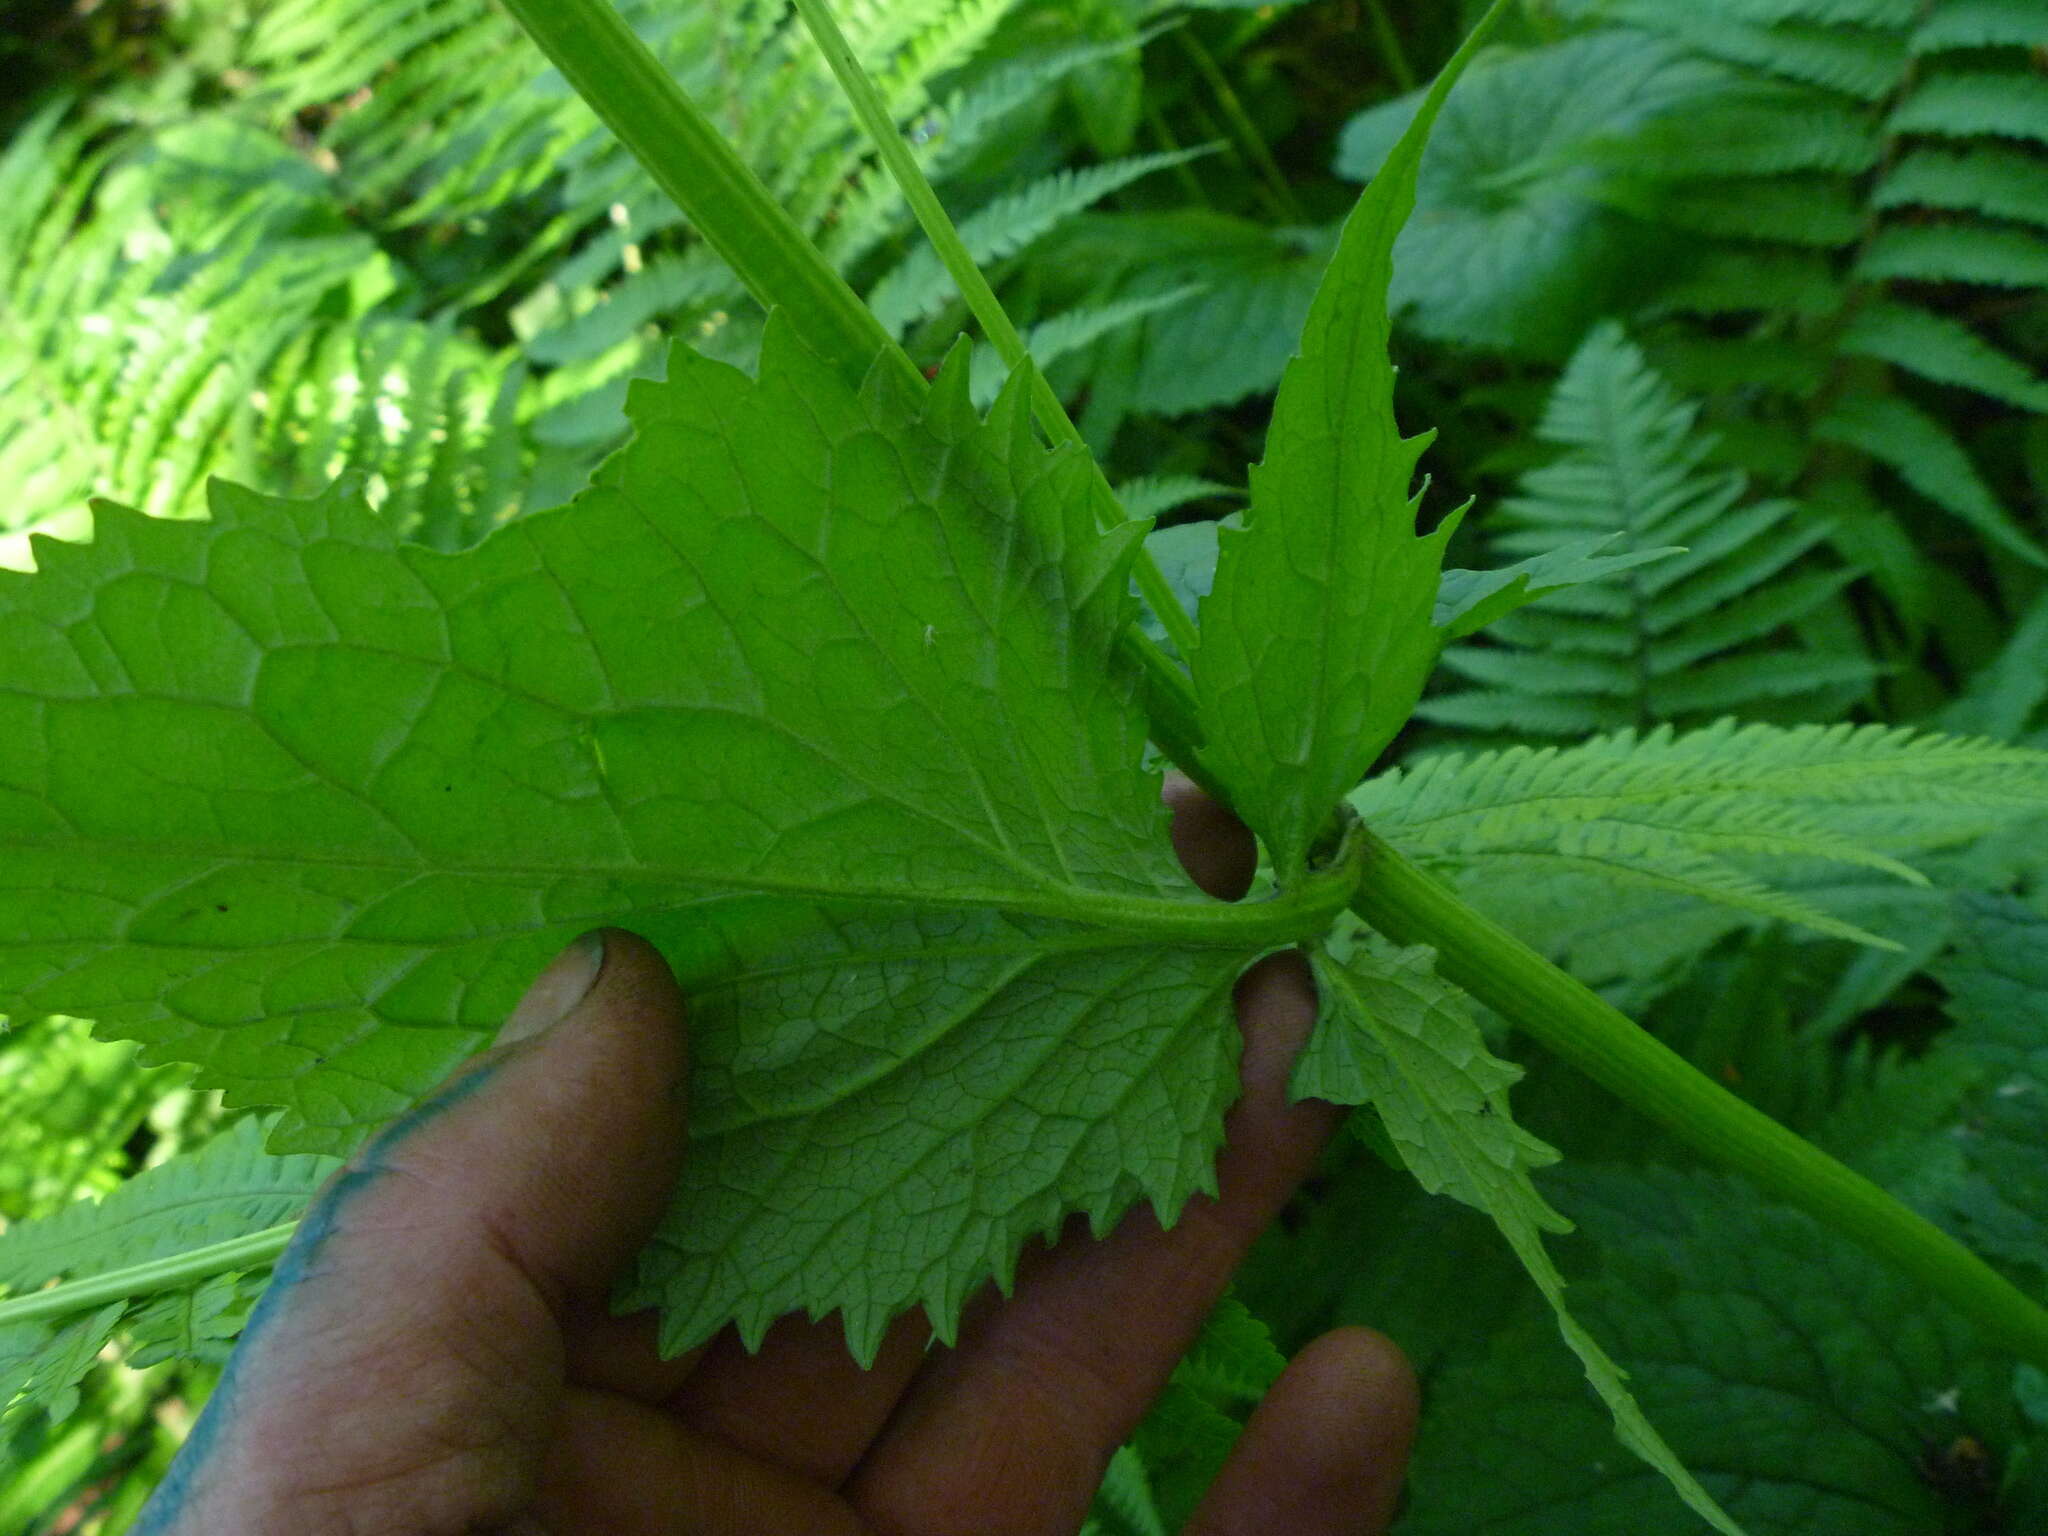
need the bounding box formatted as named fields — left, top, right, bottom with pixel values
left=948, top=838, right=1363, bottom=948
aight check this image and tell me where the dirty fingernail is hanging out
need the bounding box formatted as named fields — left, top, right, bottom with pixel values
left=499, top=930, right=607, bottom=1045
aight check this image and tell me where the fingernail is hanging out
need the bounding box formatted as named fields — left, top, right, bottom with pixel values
left=499, top=930, right=607, bottom=1045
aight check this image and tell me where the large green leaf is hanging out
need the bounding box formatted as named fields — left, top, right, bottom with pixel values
left=1293, top=934, right=1745, bottom=1535
left=621, top=901, right=1255, bottom=1361
left=1402, top=1165, right=2021, bottom=1535
left=0, top=319, right=1316, bottom=1353
left=1925, top=894, right=2048, bottom=1281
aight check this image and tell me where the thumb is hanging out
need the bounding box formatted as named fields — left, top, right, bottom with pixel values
left=139, top=929, right=688, bottom=1535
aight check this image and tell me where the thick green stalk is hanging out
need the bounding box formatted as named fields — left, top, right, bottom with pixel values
left=1173, top=31, right=1304, bottom=224
left=497, top=0, right=915, bottom=397
left=1361, top=0, right=1418, bottom=92
left=1348, top=825, right=2048, bottom=1371
left=0, top=1226, right=295, bottom=1332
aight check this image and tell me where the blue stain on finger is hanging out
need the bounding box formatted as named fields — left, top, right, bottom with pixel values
left=133, top=1054, right=512, bottom=1532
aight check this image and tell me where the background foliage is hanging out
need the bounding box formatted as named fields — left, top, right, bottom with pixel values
left=0, top=0, right=2043, bottom=1530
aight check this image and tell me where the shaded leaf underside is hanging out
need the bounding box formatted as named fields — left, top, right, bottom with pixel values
left=0, top=320, right=1267, bottom=1356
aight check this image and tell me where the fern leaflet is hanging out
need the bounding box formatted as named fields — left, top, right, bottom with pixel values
left=0, top=1118, right=335, bottom=1450
left=1837, top=300, right=2048, bottom=413
left=1353, top=721, right=2048, bottom=945
left=1816, top=393, right=2048, bottom=565
left=1911, top=0, right=2048, bottom=50
left=1599, top=3, right=1910, bottom=98
left=1875, top=145, right=2048, bottom=229
left=1887, top=70, right=2048, bottom=145
left=1420, top=323, right=1873, bottom=736
left=866, top=147, right=1212, bottom=335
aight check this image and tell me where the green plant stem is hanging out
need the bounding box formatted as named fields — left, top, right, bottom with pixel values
left=786, top=0, right=1207, bottom=669
left=1144, top=103, right=1213, bottom=206
left=497, top=0, right=916, bottom=399
left=1348, top=825, right=2048, bottom=1371
left=499, top=0, right=1221, bottom=793
left=1173, top=31, right=1303, bottom=224
left=0, top=1225, right=295, bottom=1332
left=1361, top=0, right=1418, bottom=92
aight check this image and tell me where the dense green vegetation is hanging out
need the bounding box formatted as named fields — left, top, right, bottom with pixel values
left=1, top=0, right=2044, bottom=1530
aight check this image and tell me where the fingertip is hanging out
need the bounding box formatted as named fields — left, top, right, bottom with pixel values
left=510, top=927, right=689, bottom=1104
left=393, top=924, right=691, bottom=1297
left=584, top=927, right=689, bottom=1058
left=1187, top=1325, right=1418, bottom=1536
left=1290, top=1326, right=1420, bottom=1455
left=1162, top=772, right=1259, bottom=901
left=1231, top=949, right=1320, bottom=1096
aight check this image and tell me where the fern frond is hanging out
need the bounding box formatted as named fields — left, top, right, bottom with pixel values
left=928, top=30, right=1152, bottom=174
left=517, top=244, right=736, bottom=369
left=0, top=125, right=358, bottom=549
left=870, top=0, right=1016, bottom=122
left=0, top=1119, right=331, bottom=1294
left=1422, top=1, right=2047, bottom=660
left=968, top=287, right=1203, bottom=406
left=242, top=0, right=578, bottom=220
left=1601, top=4, right=1911, bottom=99
left=1413, top=689, right=1616, bottom=736
left=1857, top=223, right=2048, bottom=288
left=1660, top=0, right=1918, bottom=24
left=1354, top=721, right=2048, bottom=942
left=1651, top=175, right=1863, bottom=245
left=124, top=1272, right=254, bottom=1372
left=1422, top=324, right=1872, bottom=735
left=1817, top=393, right=2048, bottom=565
left=8, top=0, right=1082, bottom=569
left=239, top=0, right=473, bottom=118
left=1875, top=145, right=2048, bottom=230
left=778, top=0, right=1017, bottom=230
left=821, top=29, right=1150, bottom=272
left=1647, top=652, right=1892, bottom=713
left=0, top=1305, right=125, bottom=1430
left=0, top=1117, right=334, bottom=1439
left=1911, top=0, right=2048, bottom=51
left=0, top=105, right=548, bottom=565
left=865, top=147, right=1211, bottom=335
left=255, top=318, right=532, bottom=550
left=238, top=0, right=1065, bottom=431
left=1117, top=480, right=1232, bottom=527
left=1601, top=91, right=1881, bottom=175
left=1943, top=588, right=2048, bottom=741
left=1838, top=300, right=2048, bottom=412
left=1888, top=69, right=2048, bottom=145
left=1648, top=246, right=1847, bottom=317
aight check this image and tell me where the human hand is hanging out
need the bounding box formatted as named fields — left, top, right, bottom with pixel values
left=135, top=780, right=1416, bottom=1535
